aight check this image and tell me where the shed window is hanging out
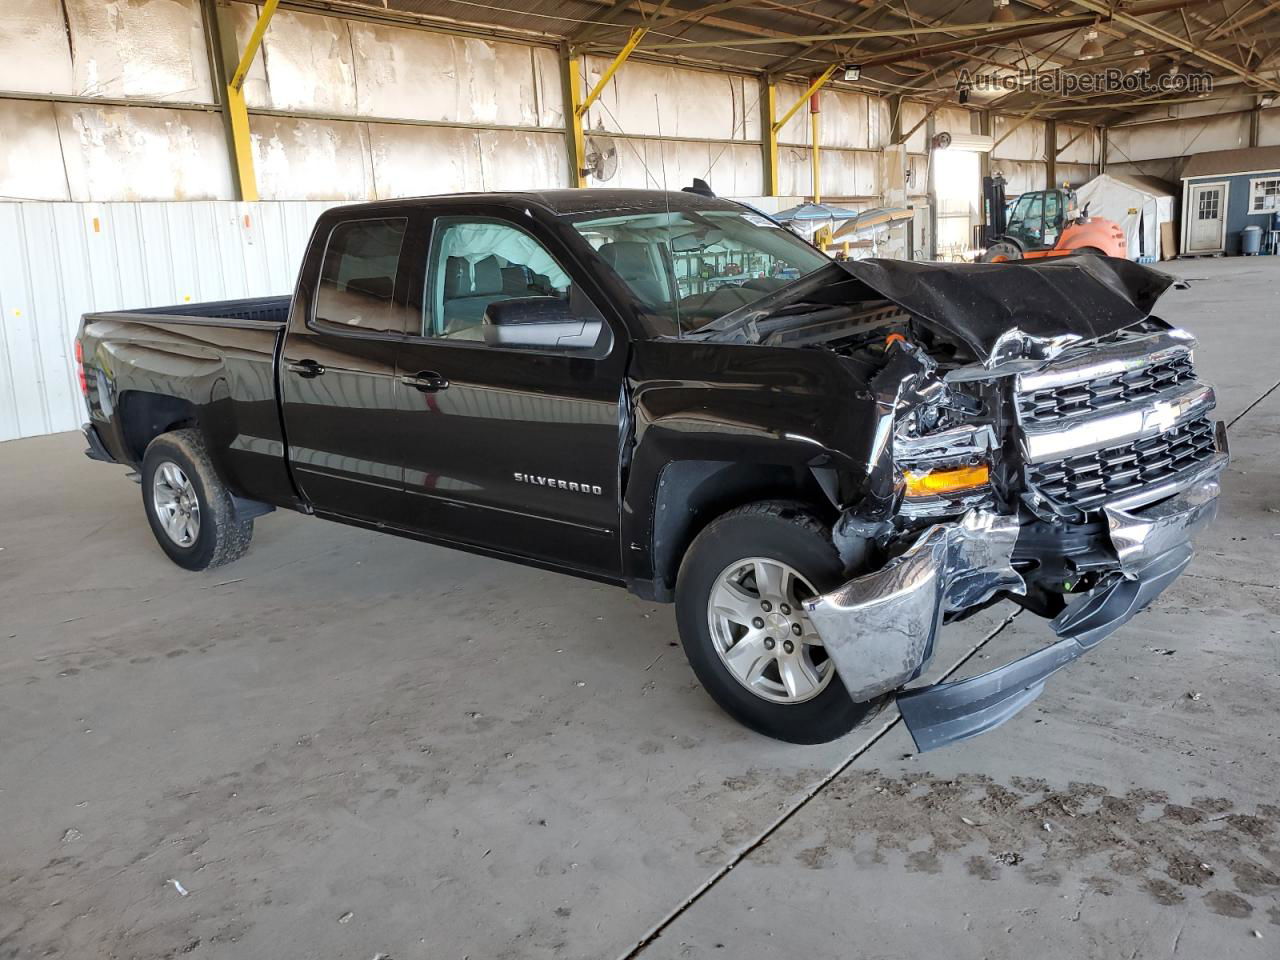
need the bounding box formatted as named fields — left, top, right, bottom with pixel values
left=1249, top=177, right=1280, bottom=213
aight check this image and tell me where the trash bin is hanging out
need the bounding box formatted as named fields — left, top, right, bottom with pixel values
left=1242, top=225, right=1262, bottom=255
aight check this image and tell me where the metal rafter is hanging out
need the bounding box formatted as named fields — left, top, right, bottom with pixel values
left=1066, top=0, right=1280, bottom=91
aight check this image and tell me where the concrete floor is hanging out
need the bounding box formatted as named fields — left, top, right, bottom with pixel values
left=1, top=257, right=1278, bottom=960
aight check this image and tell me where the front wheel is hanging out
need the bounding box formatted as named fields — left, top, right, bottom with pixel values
left=142, top=429, right=253, bottom=571
left=979, top=240, right=1022, bottom=262
left=675, top=501, right=885, bottom=744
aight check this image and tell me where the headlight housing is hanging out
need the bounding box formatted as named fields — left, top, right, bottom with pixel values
left=895, top=422, right=995, bottom=518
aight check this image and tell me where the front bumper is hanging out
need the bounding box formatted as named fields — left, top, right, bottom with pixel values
left=803, top=445, right=1227, bottom=753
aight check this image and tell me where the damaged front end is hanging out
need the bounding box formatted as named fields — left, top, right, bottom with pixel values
left=803, top=319, right=1227, bottom=753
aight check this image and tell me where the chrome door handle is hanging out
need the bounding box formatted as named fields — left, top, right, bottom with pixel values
left=286, top=360, right=326, bottom=378
left=400, top=371, right=449, bottom=392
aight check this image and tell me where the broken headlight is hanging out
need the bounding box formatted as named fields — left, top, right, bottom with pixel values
left=894, top=408, right=996, bottom=520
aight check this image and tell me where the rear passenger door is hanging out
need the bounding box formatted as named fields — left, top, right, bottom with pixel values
left=388, top=209, right=629, bottom=578
left=280, top=213, right=410, bottom=523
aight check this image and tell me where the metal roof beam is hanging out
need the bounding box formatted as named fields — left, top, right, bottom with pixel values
left=1066, top=0, right=1280, bottom=91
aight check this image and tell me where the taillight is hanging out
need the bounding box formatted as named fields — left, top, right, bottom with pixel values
left=75, top=339, right=88, bottom=396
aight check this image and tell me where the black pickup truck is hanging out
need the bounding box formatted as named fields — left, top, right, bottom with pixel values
left=77, top=189, right=1227, bottom=751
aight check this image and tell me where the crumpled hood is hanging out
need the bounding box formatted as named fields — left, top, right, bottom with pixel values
left=833, top=256, right=1177, bottom=365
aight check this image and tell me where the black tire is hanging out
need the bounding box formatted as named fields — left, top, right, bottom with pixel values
left=979, top=240, right=1023, bottom=262
left=1071, top=246, right=1106, bottom=255
left=141, top=429, right=253, bottom=571
left=674, top=500, right=886, bottom=744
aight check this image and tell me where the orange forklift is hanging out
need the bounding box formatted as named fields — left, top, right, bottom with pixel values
left=978, top=174, right=1126, bottom=261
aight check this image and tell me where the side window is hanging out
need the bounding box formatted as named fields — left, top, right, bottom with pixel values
left=1007, top=194, right=1034, bottom=230
left=1043, top=191, right=1061, bottom=237
left=423, top=218, right=610, bottom=355
left=314, top=217, right=408, bottom=334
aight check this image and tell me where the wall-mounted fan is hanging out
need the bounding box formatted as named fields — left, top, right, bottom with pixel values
left=583, top=133, right=619, bottom=182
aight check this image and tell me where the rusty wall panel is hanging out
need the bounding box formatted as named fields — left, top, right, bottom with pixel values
left=993, top=116, right=1046, bottom=161
left=231, top=7, right=357, bottom=114
left=230, top=5, right=558, bottom=128
left=55, top=104, right=233, bottom=201
left=367, top=124, right=481, bottom=195
left=250, top=116, right=373, bottom=201
left=0, top=0, right=75, bottom=95
left=584, top=57, right=759, bottom=142
left=368, top=125, right=565, bottom=197
left=477, top=130, right=568, bottom=190
left=594, top=138, right=758, bottom=197
left=778, top=146, right=881, bottom=200
left=532, top=46, right=564, bottom=129
left=63, top=0, right=213, bottom=103
left=1056, top=124, right=1096, bottom=165
left=901, top=102, right=928, bottom=153
left=607, top=138, right=711, bottom=191
left=997, top=160, right=1047, bottom=196
left=0, top=100, right=69, bottom=201
left=776, top=84, right=882, bottom=150
left=1107, top=114, right=1250, bottom=163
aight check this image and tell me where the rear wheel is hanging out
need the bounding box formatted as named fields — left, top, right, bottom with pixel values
left=142, top=429, right=253, bottom=571
left=979, top=241, right=1023, bottom=263
left=1070, top=245, right=1106, bottom=255
left=675, top=501, right=885, bottom=744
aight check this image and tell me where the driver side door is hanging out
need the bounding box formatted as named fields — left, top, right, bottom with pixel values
left=386, top=208, right=630, bottom=579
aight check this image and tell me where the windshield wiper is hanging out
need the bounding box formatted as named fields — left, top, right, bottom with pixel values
left=689, top=261, right=844, bottom=341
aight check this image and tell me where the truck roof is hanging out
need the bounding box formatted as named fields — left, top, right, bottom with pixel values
left=330, top=189, right=746, bottom=219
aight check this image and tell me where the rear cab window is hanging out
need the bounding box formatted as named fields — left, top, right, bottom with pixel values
left=314, top=217, right=409, bottom=334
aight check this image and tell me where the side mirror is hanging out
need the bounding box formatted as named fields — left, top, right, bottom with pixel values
left=483, top=297, right=603, bottom=351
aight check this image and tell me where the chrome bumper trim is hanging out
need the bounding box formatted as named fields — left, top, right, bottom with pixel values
left=897, top=543, right=1193, bottom=752
left=806, top=442, right=1225, bottom=750
left=803, top=510, right=1024, bottom=703
left=1104, top=459, right=1224, bottom=575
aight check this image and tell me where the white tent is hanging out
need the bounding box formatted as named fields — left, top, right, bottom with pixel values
left=1075, top=173, right=1177, bottom=261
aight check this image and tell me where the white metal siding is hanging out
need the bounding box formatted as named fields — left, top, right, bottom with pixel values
left=0, top=200, right=337, bottom=443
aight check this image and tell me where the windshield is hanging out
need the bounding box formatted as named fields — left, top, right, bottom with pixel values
left=571, top=208, right=830, bottom=336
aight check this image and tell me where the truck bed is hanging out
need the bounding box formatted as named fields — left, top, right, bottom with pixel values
left=79, top=294, right=297, bottom=511
left=115, top=295, right=292, bottom=327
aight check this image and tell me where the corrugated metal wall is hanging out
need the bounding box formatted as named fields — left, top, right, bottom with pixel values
left=0, top=200, right=335, bottom=442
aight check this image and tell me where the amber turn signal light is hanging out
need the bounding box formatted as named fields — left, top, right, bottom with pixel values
left=903, top=463, right=990, bottom=497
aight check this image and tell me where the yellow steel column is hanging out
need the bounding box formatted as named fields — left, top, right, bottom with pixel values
left=565, top=27, right=647, bottom=189
left=564, top=49, right=588, bottom=187
left=761, top=79, right=778, bottom=196
left=226, top=0, right=280, bottom=203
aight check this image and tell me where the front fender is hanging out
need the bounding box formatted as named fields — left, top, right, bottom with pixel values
left=620, top=339, right=883, bottom=589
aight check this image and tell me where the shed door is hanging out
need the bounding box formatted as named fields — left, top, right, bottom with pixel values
left=1188, top=182, right=1226, bottom=252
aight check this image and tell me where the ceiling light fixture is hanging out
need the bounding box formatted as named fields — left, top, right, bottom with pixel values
left=1079, top=25, right=1104, bottom=61
left=1130, top=49, right=1151, bottom=74
left=991, top=0, right=1017, bottom=24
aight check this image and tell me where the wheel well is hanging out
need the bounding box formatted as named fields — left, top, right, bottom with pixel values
left=119, top=392, right=198, bottom=465
left=649, top=461, right=834, bottom=596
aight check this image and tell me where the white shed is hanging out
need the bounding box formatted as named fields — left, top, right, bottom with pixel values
left=1075, top=173, right=1177, bottom=261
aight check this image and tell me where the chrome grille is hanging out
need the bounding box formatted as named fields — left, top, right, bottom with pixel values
left=1026, top=417, right=1217, bottom=515
left=1017, top=352, right=1196, bottom=424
